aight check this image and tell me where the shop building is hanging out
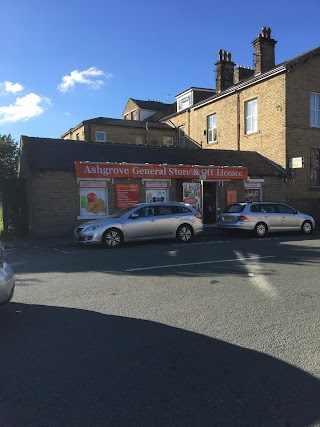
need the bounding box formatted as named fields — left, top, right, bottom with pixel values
left=18, top=136, right=285, bottom=238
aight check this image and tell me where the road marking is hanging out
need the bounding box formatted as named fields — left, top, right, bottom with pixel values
left=172, top=240, right=231, bottom=246
left=234, top=250, right=278, bottom=299
left=125, top=255, right=275, bottom=271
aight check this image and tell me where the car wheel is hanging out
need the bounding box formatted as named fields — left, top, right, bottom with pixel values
left=301, top=220, right=312, bottom=234
left=254, top=222, right=268, bottom=237
left=102, top=228, right=123, bottom=248
left=176, top=224, right=193, bottom=242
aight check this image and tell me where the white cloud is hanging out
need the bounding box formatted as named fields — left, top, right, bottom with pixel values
left=0, top=81, right=24, bottom=95
left=58, top=67, right=112, bottom=93
left=0, top=93, right=51, bottom=124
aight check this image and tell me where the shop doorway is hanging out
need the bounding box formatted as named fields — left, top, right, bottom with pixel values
left=203, top=182, right=217, bottom=224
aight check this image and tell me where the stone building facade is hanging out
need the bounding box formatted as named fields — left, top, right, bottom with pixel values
left=160, top=27, right=320, bottom=218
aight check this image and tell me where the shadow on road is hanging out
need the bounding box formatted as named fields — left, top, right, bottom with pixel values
left=1, top=302, right=319, bottom=426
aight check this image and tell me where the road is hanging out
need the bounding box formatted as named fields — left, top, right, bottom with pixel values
left=1, top=232, right=320, bottom=426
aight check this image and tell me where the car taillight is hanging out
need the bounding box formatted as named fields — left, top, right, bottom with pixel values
left=195, top=213, right=202, bottom=219
left=237, top=215, right=250, bottom=222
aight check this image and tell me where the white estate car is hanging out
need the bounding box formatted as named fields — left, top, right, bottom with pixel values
left=0, top=241, right=15, bottom=305
left=218, top=202, right=315, bottom=237
left=74, top=202, right=203, bottom=248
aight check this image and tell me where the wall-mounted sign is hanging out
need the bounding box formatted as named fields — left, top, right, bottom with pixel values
left=289, top=157, right=304, bottom=168
left=116, top=184, right=139, bottom=210
left=145, top=181, right=168, bottom=189
left=79, top=180, right=107, bottom=188
left=75, top=162, right=248, bottom=180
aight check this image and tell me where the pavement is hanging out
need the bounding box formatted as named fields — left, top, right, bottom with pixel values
left=1, top=224, right=223, bottom=250
left=2, top=224, right=319, bottom=250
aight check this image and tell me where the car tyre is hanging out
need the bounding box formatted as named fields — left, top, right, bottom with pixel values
left=301, top=220, right=312, bottom=235
left=176, top=224, right=193, bottom=242
left=254, top=222, right=268, bottom=237
left=102, top=228, right=123, bottom=248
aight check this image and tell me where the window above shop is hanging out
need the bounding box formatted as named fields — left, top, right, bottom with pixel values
left=310, top=92, right=320, bottom=128
left=131, top=110, right=137, bottom=120
left=310, top=148, right=320, bottom=186
left=178, top=126, right=186, bottom=147
left=163, top=136, right=174, bottom=146
left=176, top=90, right=193, bottom=112
left=207, top=114, right=217, bottom=144
left=95, top=131, right=107, bottom=143
left=245, top=98, right=258, bottom=134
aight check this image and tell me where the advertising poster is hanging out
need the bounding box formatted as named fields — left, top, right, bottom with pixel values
left=226, top=190, right=237, bottom=206
left=80, top=188, right=108, bottom=217
left=116, top=184, right=139, bottom=209
left=146, top=189, right=167, bottom=203
left=182, top=182, right=201, bottom=211
left=245, top=188, right=261, bottom=202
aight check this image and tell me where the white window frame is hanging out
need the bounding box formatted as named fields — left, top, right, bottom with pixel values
left=245, top=98, right=258, bottom=134
left=310, top=92, right=320, bottom=128
left=95, top=131, right=107, bottom=143
left=163, top=136, right=173, bottom=146
left=207, top=114, right=217, bottom=144
left=178, top=126, right=186, bottom=147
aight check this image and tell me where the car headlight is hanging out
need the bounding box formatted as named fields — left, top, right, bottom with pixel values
left=84, top=224, right=103, bottom=232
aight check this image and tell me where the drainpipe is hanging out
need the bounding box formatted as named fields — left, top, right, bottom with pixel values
left=237, top=91, right=240, bottom=150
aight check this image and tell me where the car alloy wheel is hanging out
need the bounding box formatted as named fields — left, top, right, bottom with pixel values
left=177, top=224, right=193, bottom=242
left=254, top=222, right=267, bottom=237
left=103, top=228, right=123, bottom=248
left=301, top=220, right=312, bottom=234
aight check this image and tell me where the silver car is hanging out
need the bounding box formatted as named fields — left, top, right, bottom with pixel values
left=74, top=202, right=203, bottom=248
left=218, top=202, right=316, bottom=237
left=0, top=241, right=15, bottom=305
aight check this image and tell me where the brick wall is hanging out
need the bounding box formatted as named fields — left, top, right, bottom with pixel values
left=164, top=74, right=286, bottom=165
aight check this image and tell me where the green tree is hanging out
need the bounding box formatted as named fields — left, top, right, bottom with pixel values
left=0, top=134, right=19, bottom=177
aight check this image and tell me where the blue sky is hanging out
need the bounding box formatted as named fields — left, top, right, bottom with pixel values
left=1, top=0, right=320, bottom=142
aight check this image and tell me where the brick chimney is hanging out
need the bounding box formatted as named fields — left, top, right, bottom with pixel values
left=234, top=66, right=255, bottom=83
left=252, top=26, right=277, bottom=75
left=215, top=49, right=235, bottom=92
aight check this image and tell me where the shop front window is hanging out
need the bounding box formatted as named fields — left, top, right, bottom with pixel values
left=79, top=181, right=108, bottom=219
left=245, top=188, right=261, bottom=202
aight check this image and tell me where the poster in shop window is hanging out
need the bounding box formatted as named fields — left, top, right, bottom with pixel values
left=146, top=189, right=167, bottom=203
left=80, top=188, right=108, bottom=217
left=116, top=184, right=139, bottom=209
left=226, top=190, right=237, bottom=206
left=182, top=182, right=201, bottom=211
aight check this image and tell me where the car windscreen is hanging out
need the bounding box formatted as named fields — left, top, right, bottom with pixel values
left=224, top=204, right=245, bottom=213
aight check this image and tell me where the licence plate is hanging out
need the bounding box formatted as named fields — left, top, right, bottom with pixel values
left=223, top=216, right=233, bottom=221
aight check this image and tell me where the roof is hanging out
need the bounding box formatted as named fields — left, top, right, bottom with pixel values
left=20, top=136, right=285, bottom=177
left=61, top=117, right=174, bottom=137
left=84, top=117, right=174, bottom=130
left=131, top=99, right=171, bottom=111
left=162, top=46, right=320, bottom=120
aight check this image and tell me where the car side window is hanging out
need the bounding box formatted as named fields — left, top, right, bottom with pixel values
left=135, top=207, right=156, bottom=217
left=277, top=204, right=295, bottom=214
left=260, top=204, right=277, bottom=213
left=250, top=205, right=262, bottom=213
left=158, top=206, right=174, bottom=215
left=173, top=205, right=192, bottom=214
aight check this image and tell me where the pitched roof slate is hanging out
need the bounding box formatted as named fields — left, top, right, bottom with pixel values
left=20, top=136, right=285, bottom=177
